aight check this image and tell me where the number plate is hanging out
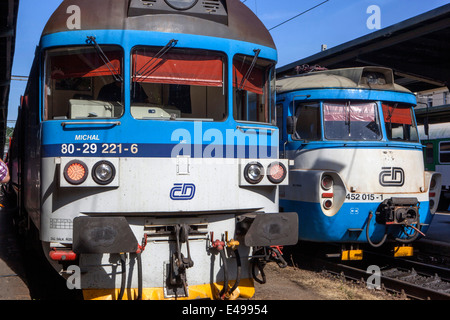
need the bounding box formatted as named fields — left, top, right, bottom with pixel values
left=346, top=193, right=384, bottom=202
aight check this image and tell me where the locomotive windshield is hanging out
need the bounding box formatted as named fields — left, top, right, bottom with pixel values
left=233, top=54, right=276, bottom=125
left=43, top=46, right=124, bottom=120
left=323, top=102, right=382, bottom=141
left=382, top=103, right=419, bottom=142
left=131, top=47, right=226, bottom=121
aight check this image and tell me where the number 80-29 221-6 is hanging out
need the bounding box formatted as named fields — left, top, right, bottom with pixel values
left=60, top=143, right=139, bottom=155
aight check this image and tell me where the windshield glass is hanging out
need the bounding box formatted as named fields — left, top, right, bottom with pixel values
left=43, top=46, right=124, bottom=120
left=233, top=54, right=276, bottom=125
left=323, top=101, right=382, bottom=141
left=131, top=47, right=226, bottom=121
left=382, top=103, right=419, bottom=142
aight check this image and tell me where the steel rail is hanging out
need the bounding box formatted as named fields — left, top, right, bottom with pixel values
left=320, top=259, right=450, bottom=300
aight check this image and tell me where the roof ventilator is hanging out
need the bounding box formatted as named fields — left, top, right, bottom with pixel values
left=128, top=0, right=228, bottom=25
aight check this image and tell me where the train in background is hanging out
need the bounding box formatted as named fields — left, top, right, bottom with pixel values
left=276, top=66, right=441, bottom=260
left=419, top=123, right=450, bottom=211
left=7, top=0, right=298, bottom=300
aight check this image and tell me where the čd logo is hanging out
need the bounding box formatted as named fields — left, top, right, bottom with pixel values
left=379, top=167, right=404, bottom=187
left=170, top=183, right=196, bottom=200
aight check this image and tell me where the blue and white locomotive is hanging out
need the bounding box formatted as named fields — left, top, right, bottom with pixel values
left=277, top=67, right=441, bottom=258
left=7, top=0, right=297, bottom=300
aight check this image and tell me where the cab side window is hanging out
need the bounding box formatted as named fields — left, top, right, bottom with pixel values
left=293, top=102, right=321, bottom=141
left=440, top=142, right=450, bottom=164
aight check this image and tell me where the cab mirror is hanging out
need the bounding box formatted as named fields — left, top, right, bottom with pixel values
left=286, top=116, right=296, bottom=135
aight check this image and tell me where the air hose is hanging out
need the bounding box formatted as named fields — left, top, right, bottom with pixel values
left=136, top=252, right=143, bottom=300
left=252, top=259, right=266, bottom=284
left=395, top=223, right=423, bottom=243
left=228, top=248, right=241, bottom=296
left=211, top=234, right=229, bottom=299
left=118, top=253, right=127, bottom=300
left=136, top=234, right=147, bottom=300
left=366, top=211, right=388, bottom=248
left=219, top=249, right=229, bottom=299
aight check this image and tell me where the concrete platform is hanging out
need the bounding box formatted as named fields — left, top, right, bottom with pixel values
left=0, top=208, right=31, bottom=300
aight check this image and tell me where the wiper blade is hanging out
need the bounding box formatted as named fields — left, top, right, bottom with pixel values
left=238, top=49, right=261, bottom=91
left=134, top=39, right=178, bottom=82
left=86, top=36, right=123, bottom=82
left=386, top=103, right=398, bottom=122
left=346, top=102, right=351, bottom=136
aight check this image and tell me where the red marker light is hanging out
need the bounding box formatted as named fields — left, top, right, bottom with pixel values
left=64, top=160, right=88, bottom=185
left=321, top=175, right=333, bottom=190
left=49, top=249, right=77, bottom=261
left=322, top=193, right=334, bottom=198
left=267, top=162, right=287, bottom=184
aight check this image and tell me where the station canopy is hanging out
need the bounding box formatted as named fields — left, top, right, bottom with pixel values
left=277, top=4, right=450, bottom=94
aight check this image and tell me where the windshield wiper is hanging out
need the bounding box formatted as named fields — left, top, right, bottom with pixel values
left=238, top=49, right=261, bottom=91
left=386, top=103, right=398, bottom=134
left=134, top=39, right=178, bottom=82
left=346, top=102, right=351, bottom=136
left=86, top=36, right=123, bottom=82
left=386, top=103, right=398, bottom=123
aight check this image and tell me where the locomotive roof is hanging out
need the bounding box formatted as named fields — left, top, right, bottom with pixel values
left=42, top=0, right=275, bottom=49
left=276, top=67, right=411, bottom=94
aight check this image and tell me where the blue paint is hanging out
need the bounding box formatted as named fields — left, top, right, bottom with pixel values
left=277, top=87, right=420, bottom=148
left=279, top=88, right=416, bottom=106
left=39, top=29, right=279, bottom=159
left=284, top=141, right=423, bottom=152
left=42, top=142, right=278, bottom=159
left=41, top=120, right=279, bottom=159
left=280, top=199, right=432, bottom=243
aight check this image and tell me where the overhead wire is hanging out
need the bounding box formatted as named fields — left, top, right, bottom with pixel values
left=268, top=0, right=330, bottom=31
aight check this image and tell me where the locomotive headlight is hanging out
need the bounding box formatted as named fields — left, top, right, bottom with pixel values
left=165, top=0, right=198, bottom=10
left=430, top=177, right=437, bottom=190
left=92, top=161, right=116, bottom=185
left=323, top=199, right=333, bottom=210
left=430, top=199, right=435, bottom=209
left=244, top=162, right=264, bottom=184
left=321, top=175, right=333, bottom=190
left=267, top=162, right=287, bottom=184
left=64, top=160, right=88, bottom=185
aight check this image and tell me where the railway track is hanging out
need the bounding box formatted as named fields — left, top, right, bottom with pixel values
left=286, top=243, right=450, bottom=300
left=320, top=258, right=450, bottom=300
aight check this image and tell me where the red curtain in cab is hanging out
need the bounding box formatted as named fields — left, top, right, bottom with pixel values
left=382, top=103, right=412, bottom=125
left=132, top=52, right=224, bottom=87
left=50, top=52, right=122, bottom=79
left=232, top=60, right=264, bottom=95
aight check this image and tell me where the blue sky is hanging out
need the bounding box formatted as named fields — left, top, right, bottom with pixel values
left=7, top=0, right=449, bottom=122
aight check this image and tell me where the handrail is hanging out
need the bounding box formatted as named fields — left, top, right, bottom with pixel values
left=61, top=121, right=121, bottom=127
left=236, top=125, right=276, bottom=132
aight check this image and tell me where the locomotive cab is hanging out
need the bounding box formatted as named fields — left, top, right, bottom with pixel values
left=277, top=67, right=441, bottom=259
